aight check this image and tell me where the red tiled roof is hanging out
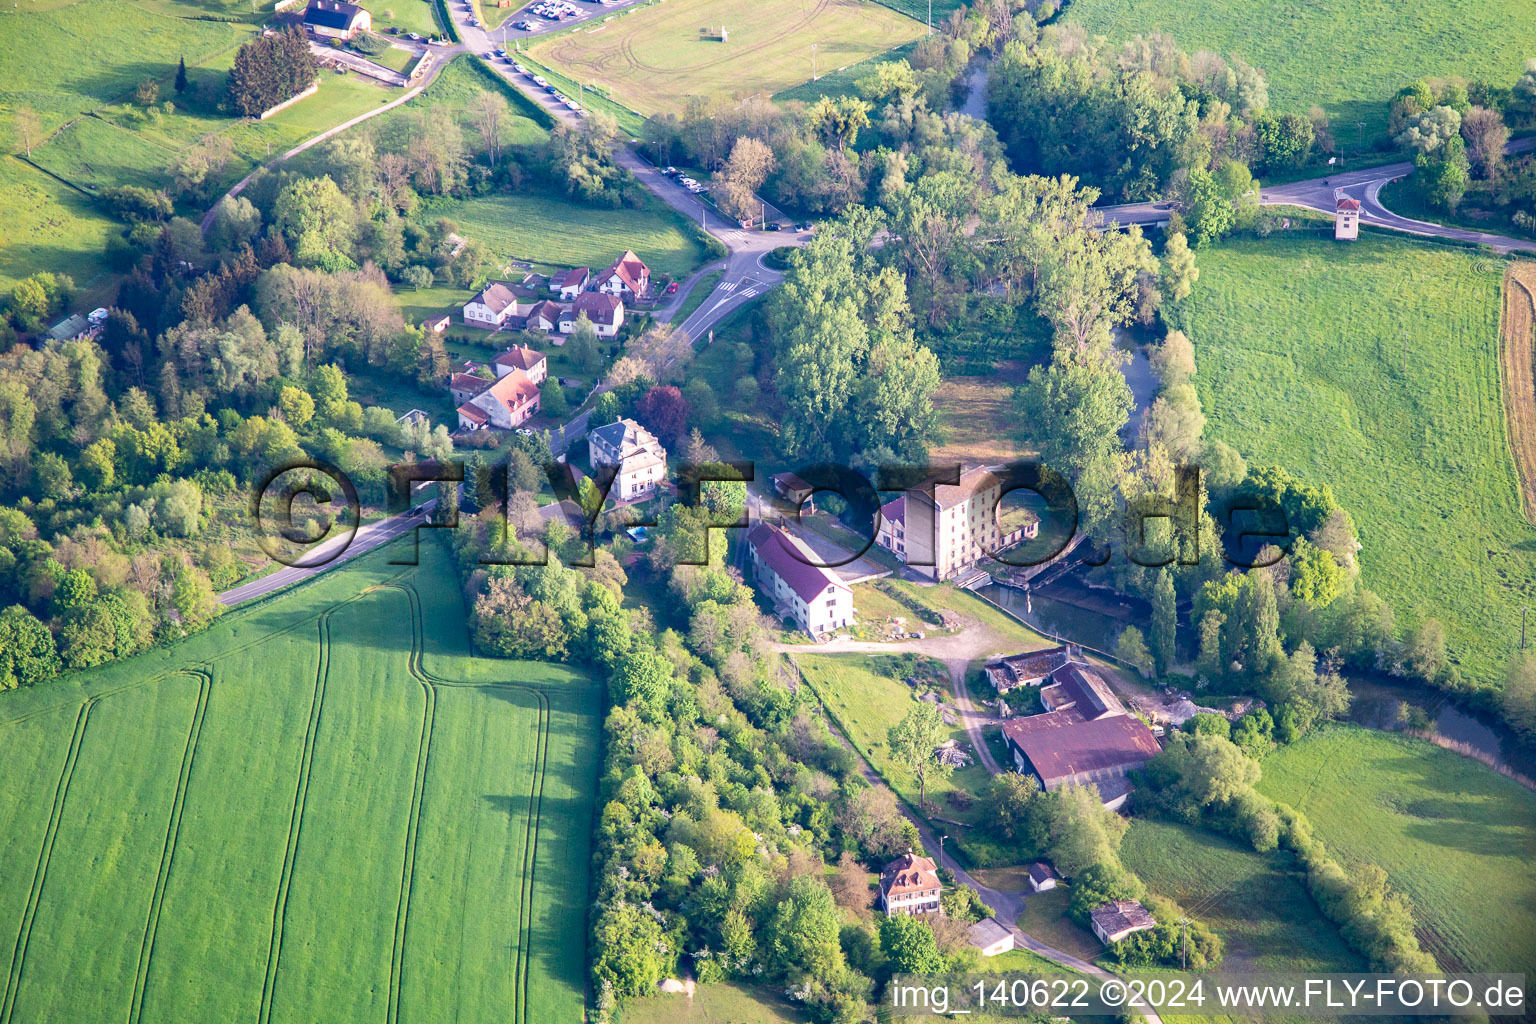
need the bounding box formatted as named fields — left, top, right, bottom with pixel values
left=745, top=522, right=848, bottom=605
left=602, top=250, right=648, bottom=293
left=451, top=372, right=492, bottom=395
left=1000, top=710, right=1161, bottom=787
left=1336, top=197, right=1361, bottom=212
left=483, top=368, right=540, bottom=411
left=525, top=300, right=562, bottom=326
left=880, top=852, right=939, bottom=897
left=880, top=494, right=906, bottom=527
left=493, top=344, right=545, bottom=372
left=568, top=292, right=622, bottom=321
left=456, top=402, right=488, bottom=425
left=1091, top=899, right=1156, bottom=938
left=555, top=267, right=589, bottom=289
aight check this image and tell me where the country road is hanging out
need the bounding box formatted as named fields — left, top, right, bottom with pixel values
left=1099, top=137, right=1536, bottom=253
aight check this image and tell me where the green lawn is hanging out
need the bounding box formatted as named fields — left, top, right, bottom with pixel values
left=617, top=981, right=808, bottom=1024
left=0, top=539, right=599, bottom=1023
left=417, top=191, right=707, bottom=279
left=795, top=653, right=995, bottom=826
left=1064, top=0, right=1536, bottom=146
left=0, top=157, right=118, bottom=295
left=1183, top=234, right=1526, bottom=689
left=1120, top=819, right=1362, bottom=974
left=1257, top=725, right=1536, bottom=973
left=370, top=0, right=446, bottom=37
left=526, top=0, right=925, bottom=118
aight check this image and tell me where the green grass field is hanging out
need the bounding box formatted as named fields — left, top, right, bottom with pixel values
left=1064, top=0, right=1536, bottom=145
left=526, top=0, right=926, bottom=117
left=618, top=982, right=807, bottom=1024
left=1257, top=725, right=1536, bottom=973
left=417, top=191, right=707, bottom=279
left=370, top=0, right=446, bottom=37
left=0, top=539, right=599, bottom=1023
left=1120, top=819, right=1362, bottom=973
left=0, top=157, right=118, bottom=295
left=1183, top=234, right=1527, bottom=689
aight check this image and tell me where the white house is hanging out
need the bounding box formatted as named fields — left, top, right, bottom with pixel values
left=1335, top=195, right=1361, bottom=240
left=303, top=0, right=371, bottom=39
left=588, top=418, right=667, bottom=501
left=595, top=250, right=650, bottom=299
left=523, top=299, right=562, bottom=334
left=878, top=851, right=942, bottom=916
left=559, top=292, right=624, bottom=337
left=463, top=282, right=522, bottom=329
left=552, top=266, right=590, bottom=300
left=1089, top=899, right=1157, bottom=944
left=743, top=522, right=854, bottom=637
left=1026, top=862, right=1059, bottom=892
left=875, top=465, right=1039, bottom=580
left=492, top=344, right=547, bottom=385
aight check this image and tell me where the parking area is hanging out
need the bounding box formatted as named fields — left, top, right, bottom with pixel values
left=463, top=0, right=643, bottom=39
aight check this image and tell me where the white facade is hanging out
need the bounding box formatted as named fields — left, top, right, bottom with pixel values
left=744, top=524, right=854, bottom=637
left=589, top=419, right=667, bottom=501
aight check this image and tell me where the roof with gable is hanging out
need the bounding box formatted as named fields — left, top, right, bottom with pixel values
left=879, top=851, right=940, bottom=899
left=968, top=917, right=1013, bottom=949
left=880, top=494, right=906, bottom=527
left=468, top=282, right=520, bottom=315
left=456, top=402, right=489, bottom=425
left=493, top=344, right=545, bottom=373
left=1090, top=899, right=1157, bottom=939
left=589, top=417, right=656, bottom=456
left=1027, top=862, right=1059, bottom=885
left=555, top=266, right=590, bottom=289
left=304, top=0, right=367, bottom=29
left=1051, top=663, right=1123, bottom=720
left=524, top=299, right=563, bottom=326
left=1000, top=709, right=1161, bottom=789
left=745, top=522, right=850, bottom=605
left=1336, top=196, right=1362, bottom=212
left=450, top=372, right=492, bottom=396
left=469, top=368, right=540, bottom=418
left=601, top=250, right=649, bottom=293
left=566, top=292, right=623, bottom=321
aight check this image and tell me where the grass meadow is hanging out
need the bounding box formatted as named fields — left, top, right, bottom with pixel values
left=0, top=538, right=599, bottom=1023
left=1183, top=234, right=1528, bottom=690
left=1120, top=819, right=1362, bottom=974
left=525, top=0, right=925, bottom=117
left=1257, top=725, right=1536, bottom=973
left=1063, top=0, right=1536, bottom=145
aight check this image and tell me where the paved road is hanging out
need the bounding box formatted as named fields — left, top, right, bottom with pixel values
left=218, top=499, right=438, bottom=606
left=1098, top=138, right=1536, bottom=253
left=464, top=0, right=643, bottom=45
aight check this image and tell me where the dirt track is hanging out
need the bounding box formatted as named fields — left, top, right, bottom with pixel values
left=1499, top=263, right=1536, bottom=523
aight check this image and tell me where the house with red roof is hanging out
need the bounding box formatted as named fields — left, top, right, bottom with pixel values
left=552, top=266, right=590, bottom=300
left=744, top=522, right=854, bottom=637
left=523, top=300, right=562, bottom=334
left=492, top=344, right=547, bottom=385
left=878, top=851, right=942, bottom=916
left=1335, top=193, right=1361, bottom=240
left=455, top=367, right=540, bottom=431
left=560, top=292, right=624, bottom=337
left=595, top=250, right=650, bottom=299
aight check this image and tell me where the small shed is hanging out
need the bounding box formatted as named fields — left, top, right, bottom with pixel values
left=967, top=917, right=1015, bottom=957
left=1026, top=862, right=1059, bottom=893
left=1335, top=195, right=1361, bottom=241
left=424, top=315, right=450, bottom=334
left=771, top=471, right=816, bottom=511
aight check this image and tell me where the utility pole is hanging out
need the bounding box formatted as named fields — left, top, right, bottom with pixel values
left=1178, top=917, right=1191, bottom=970
left=928, top=0, right=932, bottom=33
left=937, top=833, right=949, bottom=868
left=811, top=43, right=817, bottom=81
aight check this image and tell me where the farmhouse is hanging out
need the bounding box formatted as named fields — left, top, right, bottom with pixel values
left=589, top=418, right=667, bottom=501
left=999, top=661, right=1160, bottom=810
left=449, top=372, right=491, bottom=403
left=984, top=645, right=1074, bottom=693
left=463, top=282, right=523, bottom=329
left=875, top=465, right=1039, bottom=580
left=552, top=266, right=590, bottom=300
left=303, top=0, right=371, bottom=39
left=968, top=917, right=1015, bottom=957
left=595, top=250, right=650, bottom=299
left=1089, top=899, right=1157, bottom=945
left=744, top=522, right=855, bottom=637
left=1335, top=195, right=1361, bottom=240
left=878, top=851, right=941, bottom=916
left=492, top=344, right=548, bottom=385
left=455, top=364, right=541, bottom=431
left=1026, top=862, right=1058, bottom=892
left=560, top=292, right=625, bottom=337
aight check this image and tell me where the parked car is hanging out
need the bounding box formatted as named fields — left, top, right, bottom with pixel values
left=513, top=62, right=529, bottom=72
left=662, top=166, right=678, bottom=176
left=532, top=75, right=548, bottom=86
left=665, top=281, right=679, bottom=294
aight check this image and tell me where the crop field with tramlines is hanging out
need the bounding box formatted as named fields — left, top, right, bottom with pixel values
left=0, top=540, right=598, bottom=1024
left=525, top=0, right=925, bottom=117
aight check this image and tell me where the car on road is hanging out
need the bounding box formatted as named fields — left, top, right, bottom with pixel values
left=532, top=75, right=548, bottom=86
left=513, top=61, right=529, bottom=72
left=515, top=427, right=534, bottom=436
left=564, top=99, right=581, bottom=111
left=545, top=84, right=559, bottom=93
left=662, top=166, right=678, bottom=176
